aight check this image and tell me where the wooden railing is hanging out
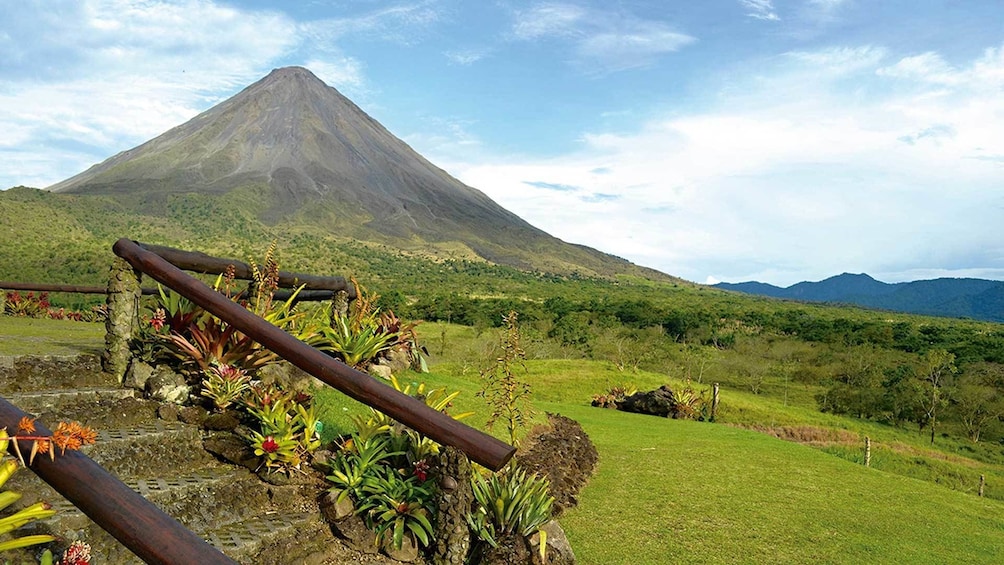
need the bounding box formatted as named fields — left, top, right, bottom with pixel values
left=1, top=239, right=515, bottom=563
left=112, top=238, right=515, bottom=471
left=0, top=399, right=239, bottom=565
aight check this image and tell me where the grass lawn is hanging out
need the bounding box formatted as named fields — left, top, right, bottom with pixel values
left=312, top=354, right=1004, bottom=564
left=0, top=316, right=104, bottom=356
left=7, top=317, right=1004, bottom=563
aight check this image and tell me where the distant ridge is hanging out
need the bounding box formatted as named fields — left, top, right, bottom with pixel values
left=44, top=66, right=669, bottom=279
left=715, top=273, right=1004, bottom=322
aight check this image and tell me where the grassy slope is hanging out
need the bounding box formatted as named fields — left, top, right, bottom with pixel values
left=5, top=321, right=1004, bottom=562
left=308, top=337, right=1004, bottom=564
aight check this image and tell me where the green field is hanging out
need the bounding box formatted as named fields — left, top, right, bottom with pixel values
left=307, top=324, right=1004, bottom=564
left=5, top=316, right=1004, bottom=564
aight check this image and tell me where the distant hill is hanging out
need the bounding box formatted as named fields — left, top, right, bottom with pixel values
left=41, top=66, right=669, bottom=281
left=715, top=273, right=1004, bottom=322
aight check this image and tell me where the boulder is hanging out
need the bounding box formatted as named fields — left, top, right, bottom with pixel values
left=616, top=385, right=678, bottom=418
left=124, top=360, right=155, bottom=390
left=145, top=368, right=190, bottom=404
left=529, top=521, right=576, bottom=565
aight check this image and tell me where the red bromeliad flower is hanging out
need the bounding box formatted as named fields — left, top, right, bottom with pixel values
left=60, top=540, right=92, bottom=565
left=261, top=436, right=279, bottom=454
left=413, top=459, right=429, bottom=482
left=149, top=308, right=166, bottom=331
left=214, top=364, right=246, bottom=382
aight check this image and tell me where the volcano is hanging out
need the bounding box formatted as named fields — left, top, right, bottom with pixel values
left=48, top=66, right=637, bottom=275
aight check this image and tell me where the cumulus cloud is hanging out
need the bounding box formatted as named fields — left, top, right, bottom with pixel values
left=0, top=0, right=449, bottom=188
left=436, top=42, right=1004, bottom=285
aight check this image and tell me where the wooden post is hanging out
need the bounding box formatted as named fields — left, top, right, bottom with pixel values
left=711, top=383, right=720, bottom=422
left=979, top=474, right=985, bottom=497
left=864, top=436, right=871, bottom=467
left=103, top=257, right=142, bottom=382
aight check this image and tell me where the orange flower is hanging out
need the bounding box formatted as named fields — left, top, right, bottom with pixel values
left=51, top=421, right=97, bottom=454
left=17, top=416, right=36, bottom=434
left=35, top=438, right=51, bottom=455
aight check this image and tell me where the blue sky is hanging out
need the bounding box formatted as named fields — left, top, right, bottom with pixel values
left=2, top=0, right=1003, bottom=286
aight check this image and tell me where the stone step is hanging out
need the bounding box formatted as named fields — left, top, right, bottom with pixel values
left=0, top=354, right=112, bottom=393
left=4, top=386, right=136, bottom=416
left=7, top=462, right=339, bottom=563
left=6, top=420, right=214, bottom=495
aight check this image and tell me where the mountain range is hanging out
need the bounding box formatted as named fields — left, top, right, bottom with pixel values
left=715, top=273, right=1004, bottom=322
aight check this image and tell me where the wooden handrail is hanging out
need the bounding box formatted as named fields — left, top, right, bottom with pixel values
left=0, top=398, right=238, bottom=565
left=0, top=283, right=335, bottom=303
left=113, top=238, right=516, bottom=471
left=136, top=242, right=355, bottom=296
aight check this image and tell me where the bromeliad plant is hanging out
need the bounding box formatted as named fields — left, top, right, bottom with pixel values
left=326, top=378, right=472, bottom=551
left=241, top=382, right=323, bottom=473
left=200, top=364, right=252, bottom=411
left=303, top=278, right=427, bottom=373
left=356, top=465, right=435, bottom=551
left=140, top=246, right=307, bottom=376
left=467, top=466, right=554, bottom=550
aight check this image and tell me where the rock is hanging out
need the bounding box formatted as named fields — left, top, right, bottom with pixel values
left=478, top=532, right=531, bottom=565
left=383, top=347, right=413, bottom=374
left=319, top=490, right=355, bottom=523
left=529, top=521, right=576, bottom=565
left=367, top=364, right=393, bottom=380
left=258, top=361, right=325, bottom=392
left=124, top=360, right=155, bottom=390
left=311, top=449, right=335, bottom=472
left=382, top=531, right=420, bottom=563
left=178, top=405, right=208, bottom=425
left=203, top=433, right=260, bottom=470
left=145, top=369, right=190, bottom=404
left=329, top=513, right=380, bottom=554
left=615, top=385, right=677, bottom=418
left=157, top=403, right=180, bottom=422
left=518, top=414, right=598, bottom=516
left=203, top=411, right=241, bottom=431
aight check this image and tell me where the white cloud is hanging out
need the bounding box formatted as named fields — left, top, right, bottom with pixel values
left=511, top=3, right=586, bottom=40
left=303, top=57, right=366, bottom=93
left=301, top=2, right=443, bottom=46
left=433, top=42, right=1004, bottom=285
left=739, top=0, right=780, bottom=21
left=577, top=23, right=696, bottom=72
left=445, top=49, right=489, bottom=65
left=509, top=3, right=695, bottom=73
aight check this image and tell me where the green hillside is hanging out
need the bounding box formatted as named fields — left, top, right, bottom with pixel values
left=4, top=312, right=1004, bottom=562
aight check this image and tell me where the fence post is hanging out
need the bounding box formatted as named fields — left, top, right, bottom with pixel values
left=711, top=383, right=720, bottom=421
left=864, top=436, right=871, bottom=467
left=979, top=474, right=985, bottom=497
left=103, top=257, right=142, bottom=382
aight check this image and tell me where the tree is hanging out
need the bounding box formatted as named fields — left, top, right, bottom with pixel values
left=921, top=349, right=957, bottom=444
left=951, top=363, right=1004, bottom=442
